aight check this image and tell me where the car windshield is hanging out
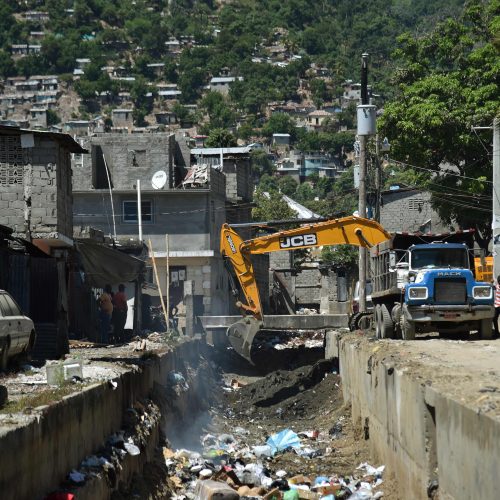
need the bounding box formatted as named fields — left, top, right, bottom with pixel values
left=411, top=248, right=469, bottom=270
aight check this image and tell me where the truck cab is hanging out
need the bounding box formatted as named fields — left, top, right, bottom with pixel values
left=370, top=231, right=494, bottom=340
left=403, top=243, right=493, bottom=339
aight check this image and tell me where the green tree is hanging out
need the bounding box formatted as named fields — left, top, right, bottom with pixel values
left=257, top=173, right=279, bottom=193
left=380, top=0, right=499, bottom=249
left=278, top=176, right=298, bottom=196
left=262, top=113, right=297, bottom=141
left=200, top=91, right=236, bottom=130
left=205, top=128, right=237, bottom=147
left=321, top=245, right=359, bottom=272
left=0, top=50, right=14, bottom=77
left=46, top=109, right=60, bottom=126
left=252, top=190, right=296, bottom=222
left=250, top=150, right=274, bottom=179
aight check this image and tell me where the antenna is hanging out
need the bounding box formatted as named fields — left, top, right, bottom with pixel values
left=152, top=170, right=167, bottom=190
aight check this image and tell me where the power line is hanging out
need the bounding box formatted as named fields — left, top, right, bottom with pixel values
left=388, top=158, right=494, bottom=184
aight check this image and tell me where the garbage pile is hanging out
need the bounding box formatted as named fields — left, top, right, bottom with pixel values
left=253, top=331, right=325, bottom=352
left=163, top=428, right=385, bottom=499
left=47, top=400, right=161, bottom=495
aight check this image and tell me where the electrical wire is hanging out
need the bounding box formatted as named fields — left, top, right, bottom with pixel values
left=388, top=158, right=493, bottom=184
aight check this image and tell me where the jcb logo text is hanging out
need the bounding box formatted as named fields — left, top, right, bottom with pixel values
left=279, top=234, right=317, bottom=249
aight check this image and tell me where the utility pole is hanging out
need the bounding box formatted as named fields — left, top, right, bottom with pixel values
left=492, top=118, right=500, bottom=279
left=356, top=53, right=378, bottom=313
left=358, top=53, right=369, bottom=313
left=472, top=119, right=499, bottom=279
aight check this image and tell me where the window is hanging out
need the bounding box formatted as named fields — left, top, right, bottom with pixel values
left=4, top=294, right=21, bottom=316
left=0, top=294, right=21, bottom=316
left=123, top=200, right=153, bottom=223
left=408, top=198, right=424, bottom=211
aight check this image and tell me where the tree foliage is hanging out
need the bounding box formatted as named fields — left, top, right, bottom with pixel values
left=379, top=0, right=499, bottom=248
left=204, top=128, right=237, bottom=147
left=252, top=190, right=296, bottom=222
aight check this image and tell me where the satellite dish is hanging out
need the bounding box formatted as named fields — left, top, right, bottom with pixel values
left=152, top=170, right=167, bottom=190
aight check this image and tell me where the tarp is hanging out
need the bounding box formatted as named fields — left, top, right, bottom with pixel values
left=76, top=239, right=145, bottom=287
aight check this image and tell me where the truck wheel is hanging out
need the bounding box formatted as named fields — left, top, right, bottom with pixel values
left=375, top=305, right=382, bottom=339
left=401, top=316, right=416, bottom=340
left=0, top=339, right=9, bottom=372
left=392, top=304, right=402, bottom=339
left=380, top=304, right=394, bottom=339
left=479, top=319, right=493, bottom=340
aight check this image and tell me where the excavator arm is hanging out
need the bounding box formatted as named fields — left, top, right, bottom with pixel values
left=221, top=216, right=391, bottom=320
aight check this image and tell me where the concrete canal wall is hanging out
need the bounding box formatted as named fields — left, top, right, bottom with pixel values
left=326, top=332, right=500, bottom=500
left=0, top=341, right=207, bottom=500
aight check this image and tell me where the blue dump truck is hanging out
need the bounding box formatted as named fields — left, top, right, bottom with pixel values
left=370, top=230, right=494, bottom=340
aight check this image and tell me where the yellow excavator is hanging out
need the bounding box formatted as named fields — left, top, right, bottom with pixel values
left=220, top=216, right=391, bottom=362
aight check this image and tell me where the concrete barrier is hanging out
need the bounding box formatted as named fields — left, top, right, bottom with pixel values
left=0, top=341, right=204, bottom=500
left=332, top=333, right=500, bottom=500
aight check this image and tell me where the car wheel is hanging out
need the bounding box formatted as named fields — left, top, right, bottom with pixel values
left=0, top=339, right=9, bottom=371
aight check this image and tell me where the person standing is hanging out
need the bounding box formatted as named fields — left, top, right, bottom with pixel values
left=494, top=276, right=500, bottom=338
left=98, top=284, right=113, bottom=344
left=112, top=284, right=128, bottom=342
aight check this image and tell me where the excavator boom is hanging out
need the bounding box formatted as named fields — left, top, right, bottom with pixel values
left=220, top=216, right=391, bottom=362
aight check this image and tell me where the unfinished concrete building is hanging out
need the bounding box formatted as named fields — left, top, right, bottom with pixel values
left=72, top=133, right=247, bottom=332
left=0, top=125, right=86, bottom=358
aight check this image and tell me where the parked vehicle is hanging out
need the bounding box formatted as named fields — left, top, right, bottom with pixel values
left=370, top=230, right=494, bottom=340
left=352, top=280, right=373, bottom=313
left=0, top=290, right=36, bottom=370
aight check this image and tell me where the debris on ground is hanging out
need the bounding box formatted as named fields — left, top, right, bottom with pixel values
left=161, top=358, right=386, bottom=499
left=253, top=331, right=325, bottom=353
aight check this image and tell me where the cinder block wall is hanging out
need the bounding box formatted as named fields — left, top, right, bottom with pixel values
left=0, top=134, right=72, bottom=239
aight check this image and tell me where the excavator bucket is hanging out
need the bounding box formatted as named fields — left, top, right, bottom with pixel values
left=227, top=316, right=263, bottom=364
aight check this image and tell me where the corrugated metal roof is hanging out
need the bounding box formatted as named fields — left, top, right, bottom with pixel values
left=191, top=146, right=252, bottom=155
left=0, top=124, right=87, bottom=153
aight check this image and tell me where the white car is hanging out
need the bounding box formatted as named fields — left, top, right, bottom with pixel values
left=0, top=290, right=36, bottom=370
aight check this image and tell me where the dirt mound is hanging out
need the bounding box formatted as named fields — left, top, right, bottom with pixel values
left=237, top=359, right=338, bottom=412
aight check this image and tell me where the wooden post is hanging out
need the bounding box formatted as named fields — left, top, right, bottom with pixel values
left=148, top=239, right=168, bottom=331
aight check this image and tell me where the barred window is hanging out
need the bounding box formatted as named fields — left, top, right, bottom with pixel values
left=408, top=198, right=424, bottom=211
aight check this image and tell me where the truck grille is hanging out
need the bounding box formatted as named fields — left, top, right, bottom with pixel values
left=434, top=278, right=466, bottom=304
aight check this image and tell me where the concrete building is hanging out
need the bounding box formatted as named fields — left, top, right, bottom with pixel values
left=276, top=150, right=344, bottom=181
left=0, top=125, right=86, bottom=358
left=272, top=133, right=290, bottom=147
left=112, top=109, right=134, bottom=129
left=30, top=107, right=48, bottom=129
left=72, top=133, right=242, bottom=328
left=209, top=76, right=243, bottom=95
left=380, top=186, right=447, bottom=233
left=307, top=109, right=332, bottom=130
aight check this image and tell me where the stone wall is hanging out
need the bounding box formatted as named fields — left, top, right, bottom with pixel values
left=380, top=189, right=447, bottom=233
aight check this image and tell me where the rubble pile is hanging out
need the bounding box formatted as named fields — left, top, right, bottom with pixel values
left=162, top=429, right=385, bottom=499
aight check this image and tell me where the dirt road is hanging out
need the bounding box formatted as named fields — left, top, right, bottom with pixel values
left=353, top=335, right=500, bottom=418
